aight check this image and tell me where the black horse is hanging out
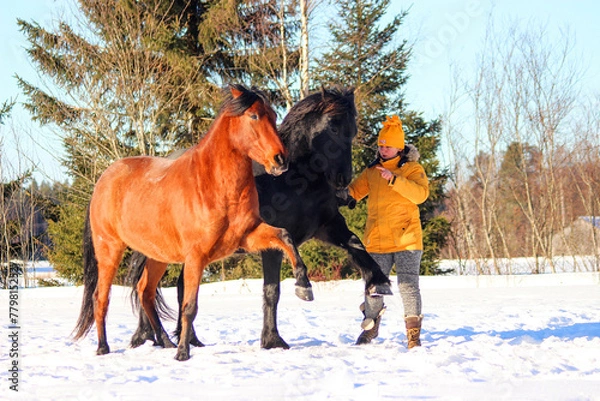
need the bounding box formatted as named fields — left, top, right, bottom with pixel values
left=129, top=87, right=392, bottom=349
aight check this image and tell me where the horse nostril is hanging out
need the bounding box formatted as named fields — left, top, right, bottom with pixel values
left=275, top=153, right=286, bottom=167
left=269, top=153, right=288, bottom=176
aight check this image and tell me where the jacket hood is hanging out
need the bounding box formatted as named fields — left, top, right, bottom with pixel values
left=404, top=144, right=420, bottom=162
left=368, top=143, right=421, bottom=168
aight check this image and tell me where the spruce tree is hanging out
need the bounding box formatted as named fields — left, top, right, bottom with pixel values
left=314, top=0, right=410, bottom=171
left=16, top=0, right=237, bottom=282
left=0, top=99, right=15, bottom=124
left=17, top=0, right=303, bottom=283
left=314, top=0, right=450, bottom=275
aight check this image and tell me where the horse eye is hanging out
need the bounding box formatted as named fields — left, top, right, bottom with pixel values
left=250, top=113, right=259, bottom=120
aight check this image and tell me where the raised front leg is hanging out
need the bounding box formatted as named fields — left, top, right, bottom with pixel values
left=242, top=223, right=313, bottom=302
left=315, top=213, right=392, bottom=296
left=260, top=250, right=290, bottom=349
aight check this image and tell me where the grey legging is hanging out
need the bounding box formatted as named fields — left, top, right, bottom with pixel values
left=363, top=250, right=422, bottom=318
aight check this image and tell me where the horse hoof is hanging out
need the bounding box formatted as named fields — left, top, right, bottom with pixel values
left=295, top=286, right=314, bottom=301
left=261, top=337, right=290, bottom=350
left=190, top=338, right=205, bottom=347
left=175, top=349, right=191, bottom=361
left=96, top=345, right=110, bottom=355
left=368, top=283, right=393, bottom=297
left=131, top=327, right=156, bottom=348
left=131, top=333, right=155, bottom=348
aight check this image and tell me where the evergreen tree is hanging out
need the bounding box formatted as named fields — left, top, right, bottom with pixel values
left=17, top=0, right=302, bottom=283
left=496, top=142, right=543, bottom=257
left=17, top=0, right=234, bottom=282
left=314, top=0, right=410, bottom=171
left=314, top=0, right=450, bottom=275
left=46, top=195, right=85, bottom=284
left=226, top=0, right=302, bottom=110
left=0, top=99, right=15, bottom=125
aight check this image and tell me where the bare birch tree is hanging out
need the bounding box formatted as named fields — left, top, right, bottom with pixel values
left=443, top=18, right=586, bottom=274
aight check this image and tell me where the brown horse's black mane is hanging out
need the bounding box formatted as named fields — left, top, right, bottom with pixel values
left=221, top=84, right=272, bottom=116
left=279, top=87, right=356, bottom=161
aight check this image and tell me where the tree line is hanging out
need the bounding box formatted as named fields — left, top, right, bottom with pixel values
left=441, top=20, right=600, bottom=274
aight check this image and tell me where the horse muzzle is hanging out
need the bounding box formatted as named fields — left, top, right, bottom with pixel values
left=268, top=153, right=288, bottom=176
left=331, top=172, right=351, bottom=190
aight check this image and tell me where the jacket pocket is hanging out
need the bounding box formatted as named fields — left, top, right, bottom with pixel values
left=387, top=207, right=411, bottom=247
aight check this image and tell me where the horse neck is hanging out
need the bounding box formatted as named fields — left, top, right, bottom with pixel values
left=190, top=116, right=254, bottom=188
left=288, top=153, right=330, bottom=189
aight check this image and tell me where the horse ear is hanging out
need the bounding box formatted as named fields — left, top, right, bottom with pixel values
left=346, top=87, right=356, bottom=101
left=230, top=85, right=244, bottom=99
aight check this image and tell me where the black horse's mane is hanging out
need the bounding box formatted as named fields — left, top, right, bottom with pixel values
left=221, top=84, right=272, bottom=116
left=280, top=87, right=356, bottom=161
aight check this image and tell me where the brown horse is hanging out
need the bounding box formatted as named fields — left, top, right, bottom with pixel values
left=73, top=85, right=308, bottom=361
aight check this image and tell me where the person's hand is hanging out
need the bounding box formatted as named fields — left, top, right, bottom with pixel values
left=376, top=166, right=394, bottom=181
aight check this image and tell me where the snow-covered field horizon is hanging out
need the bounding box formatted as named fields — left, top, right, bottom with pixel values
left=2, top=272, right=600, bottom=400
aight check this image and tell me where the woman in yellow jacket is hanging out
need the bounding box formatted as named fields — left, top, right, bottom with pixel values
left=346, top=115, right=429, bottom=348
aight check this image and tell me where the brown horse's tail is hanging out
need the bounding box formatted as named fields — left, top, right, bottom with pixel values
left=73, top=206, right=98, bottom=340
left=128, top=251, right=175, bottom=320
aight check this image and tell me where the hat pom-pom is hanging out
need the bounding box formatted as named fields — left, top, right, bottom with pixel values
left=383, top=115, right=402, bottom=128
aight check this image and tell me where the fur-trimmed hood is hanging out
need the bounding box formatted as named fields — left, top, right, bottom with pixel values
left=368, top=143, right=420, bottom=168
left=403, top=143, right=420, bottom=163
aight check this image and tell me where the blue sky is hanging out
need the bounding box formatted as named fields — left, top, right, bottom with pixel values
left=402, top=0, right=600, bottom=118
left=2, top=0, right=599, bottom=182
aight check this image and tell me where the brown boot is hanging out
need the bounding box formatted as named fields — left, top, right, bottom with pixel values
left=405, top=315, right=423, bottom=349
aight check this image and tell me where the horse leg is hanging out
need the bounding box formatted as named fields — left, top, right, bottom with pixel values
left=241, top=222, right=313, bottom=301
left=137, top=259, right=176, bottom=348
left=131, top=311, right=156, bottom=348
left=93, top=240, right=126, bottom=355
left=315, top=213, right=392, bottom=296
left=175, top=267, right=204, bottom=347
left=175, top=255, right=204, bottom=361
left=129, top=253, right=157, bottom=347
left=260, top=250, right=289, bottom=349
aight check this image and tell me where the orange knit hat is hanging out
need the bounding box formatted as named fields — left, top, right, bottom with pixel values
left=377, top=115, right=404, bottom=149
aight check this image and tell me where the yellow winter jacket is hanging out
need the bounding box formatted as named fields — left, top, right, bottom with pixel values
left=348, top=145, right=429, bottom=253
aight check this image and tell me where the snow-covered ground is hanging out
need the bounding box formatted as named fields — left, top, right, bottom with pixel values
left=1, top=272, right=599, bottom=400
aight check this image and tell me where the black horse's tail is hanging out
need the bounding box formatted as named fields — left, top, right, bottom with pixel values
left=128, top=251, right=174, bottom=320
left=73, top=206, right=98, bottom=340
